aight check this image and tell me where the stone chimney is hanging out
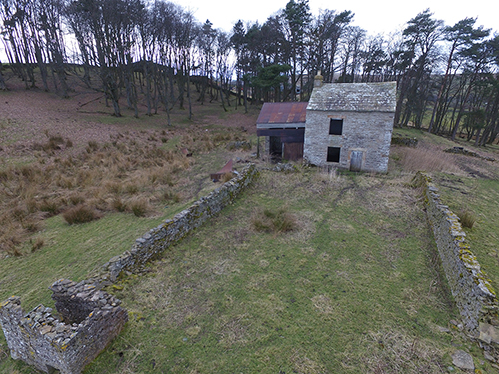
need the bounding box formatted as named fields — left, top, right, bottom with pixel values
left=314, top=70, right=323, bottom=88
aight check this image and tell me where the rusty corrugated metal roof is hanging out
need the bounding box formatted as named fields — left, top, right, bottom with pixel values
left=256, top=102, right=308, bottom=125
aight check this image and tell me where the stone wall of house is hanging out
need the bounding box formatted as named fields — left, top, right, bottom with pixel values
left=0, top=279, right=128, bottom=374
left=94, top=163, right=258, bottom=283
left=415, top=172, right=499, bottom=342
left=303, top=111, right=393, bottom=172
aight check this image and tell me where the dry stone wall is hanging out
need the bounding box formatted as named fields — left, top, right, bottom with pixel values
left=95, top=163, right=258, bottom=283
left=0, top=163, right=258, bottom=373
left=415, top=172, right=499, bottom=341
left=0, top=280, right=128, bottom=374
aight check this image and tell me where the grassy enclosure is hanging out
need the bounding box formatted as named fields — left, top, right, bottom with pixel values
left=1, top=81, right=499, bottom=373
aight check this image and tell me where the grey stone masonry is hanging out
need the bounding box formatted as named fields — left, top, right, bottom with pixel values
left=414, top=172, right=499, bottom=340
left=94, top=163, right=258, bottom=283
left=0, top=164, right=258, bottom=373
left=303, top=82, right=396, bottom=172
left=0, top=279, right=128, bottom=374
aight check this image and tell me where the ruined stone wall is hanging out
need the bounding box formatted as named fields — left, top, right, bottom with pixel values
left=415, top=172, right=499, bottom=337
left=303, top=111, right=393, bottom=172
left=0, top=280, right=128, bottom=374
left=96, top=163, right=258, bottom=283
left=0, top=164, right=258, bottom=373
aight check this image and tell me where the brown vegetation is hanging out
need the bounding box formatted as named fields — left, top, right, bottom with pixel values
left=0, top=80, right=258, bottom=257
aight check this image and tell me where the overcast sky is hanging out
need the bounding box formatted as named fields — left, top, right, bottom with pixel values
left=1, top=0, right=497, bottom=61
left=182, top=0, right=498, bottom=36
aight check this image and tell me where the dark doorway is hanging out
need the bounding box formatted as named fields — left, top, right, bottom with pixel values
left=269, top=136, right=283, bottom=161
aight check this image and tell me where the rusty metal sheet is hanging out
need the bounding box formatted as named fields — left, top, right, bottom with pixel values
left=256, top=102, right=307, bottom=125
left=256, top=128, right=304, bottom=143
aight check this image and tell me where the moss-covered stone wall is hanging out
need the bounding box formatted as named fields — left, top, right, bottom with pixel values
left=0, top=280, right=128, bottom=374
left=415, top=172, right=499, bottom=337
left=96, top=163, right=258, bottom=283
left=0, top=164, right=257, bottom=373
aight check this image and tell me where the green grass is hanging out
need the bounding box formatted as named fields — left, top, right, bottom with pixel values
left=76, top=169, right=475, bottom=373
left=433, top=176, right=499, bottom=295
left=0, top=211, right=181, bottom=311
left=2, top=122, right=499, bottom=373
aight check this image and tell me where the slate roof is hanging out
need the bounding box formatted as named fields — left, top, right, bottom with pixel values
left=307, top=82, right=397, bottom=113
left=256, top=102, right=307, bottom=126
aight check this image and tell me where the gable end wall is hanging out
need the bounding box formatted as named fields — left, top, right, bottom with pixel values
left=304, top=110, right=394, bottom=172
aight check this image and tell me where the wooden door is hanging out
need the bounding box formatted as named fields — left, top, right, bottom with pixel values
left=350, top=150, right=363, bottom=171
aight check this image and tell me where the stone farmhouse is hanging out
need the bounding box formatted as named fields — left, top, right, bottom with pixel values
left=257, top=75, right=397, bottom=173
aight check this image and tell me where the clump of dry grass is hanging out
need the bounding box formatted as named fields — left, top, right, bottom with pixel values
left=30, top=237, right=45, bottom=252
left=111, top=197, right=128, bottom=212
left=251, top=207, right=296, bottom=233
left=394, top=144, right=461, bottom=173
left=221, top=172, right=235, bottom=182
left=361, top=330, right=444, bottom=374
left=162, top=190, right=182, bottom=203
left=129, top=198, right=150, bottom=217
left=63, top=205, right=101, bottom=224
left=457, top=209, right=476, bottom=229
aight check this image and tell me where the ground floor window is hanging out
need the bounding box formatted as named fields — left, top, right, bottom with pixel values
left=327, top=147, right=341, bottom=162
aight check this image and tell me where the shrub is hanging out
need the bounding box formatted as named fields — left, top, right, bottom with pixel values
left=130, top=198, right=149, bottom=217
left=457, top=209, right=476, bottom=229
left=112, top=197, right=127, bottom=212
left=63, top=204, right=100, bottom=224
left=251, top=207, right=296, bottom=233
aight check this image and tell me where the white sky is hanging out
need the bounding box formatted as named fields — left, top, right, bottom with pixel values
left=1, top=0, right=497, bottom=61
left=182, top=0, right=498, bottom=36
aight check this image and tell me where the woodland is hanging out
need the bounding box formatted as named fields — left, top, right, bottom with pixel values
left=0, top=0, right=499, bottom=144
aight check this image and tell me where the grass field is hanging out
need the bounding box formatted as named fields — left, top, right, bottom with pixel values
left=1, top=86, right=499, bottom=373
left=80, top=168, right=466, bottom=373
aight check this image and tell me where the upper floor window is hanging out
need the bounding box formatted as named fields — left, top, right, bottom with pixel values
left=329, top=119, right=343, bottom=135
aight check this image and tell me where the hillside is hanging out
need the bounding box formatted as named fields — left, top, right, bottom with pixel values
left=1, top=84, right=499, bottom=373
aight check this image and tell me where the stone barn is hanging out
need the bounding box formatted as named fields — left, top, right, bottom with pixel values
left=256, top=102, right=307, bottom=161
left=303, top=77, right=397, bottom=172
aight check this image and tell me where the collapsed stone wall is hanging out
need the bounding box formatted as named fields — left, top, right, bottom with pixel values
left=0, top=163, right=258, bottom=373
left=0, top=280, right=128, bottom=374
left=96, top=163, right=258, bottom=283
left=415, top=172, right=499, bottom=342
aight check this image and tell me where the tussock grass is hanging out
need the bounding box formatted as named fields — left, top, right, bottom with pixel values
left=394, top=143, right=461, bottom=173
left=251, top=207, right=297, bottom=233
left=221, top=172, right=235, bottom=182
left=129, top=198, right=150, bottom=217
left=63, top=205, right=101, bottom=225
left=457, top=209, right=476, bottom=229
left=0, top=125, right=249, bottom=256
